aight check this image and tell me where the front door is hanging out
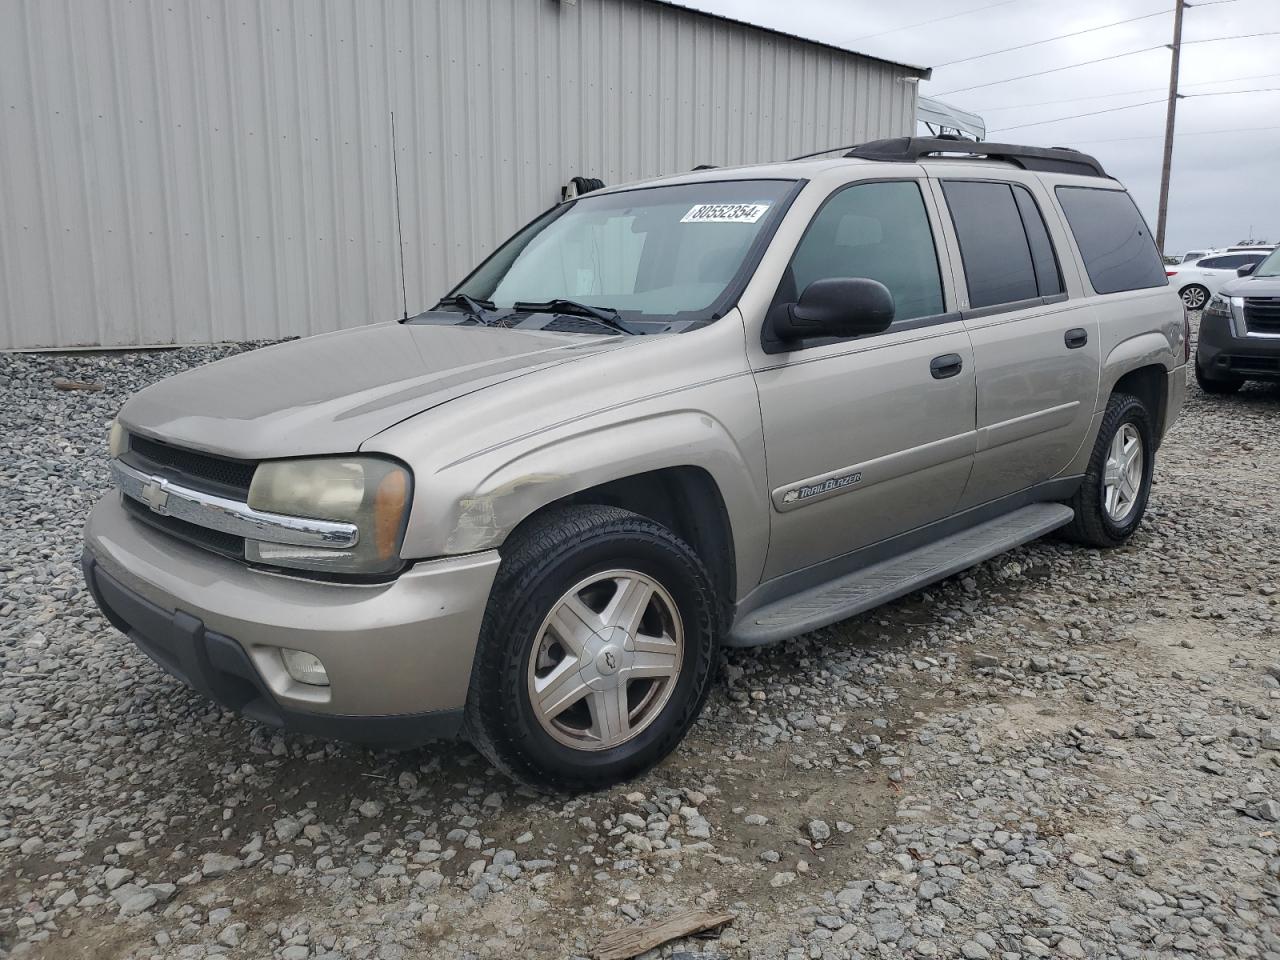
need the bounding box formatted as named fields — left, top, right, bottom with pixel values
left=930, top=176, right=1102, bottom=509
left=750, top=178, right=977, bottom=581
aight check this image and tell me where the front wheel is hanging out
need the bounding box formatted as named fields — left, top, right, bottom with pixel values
left=463, top=504, right=719, bottom=792
left=1061, top=392, right=1155, bottom=548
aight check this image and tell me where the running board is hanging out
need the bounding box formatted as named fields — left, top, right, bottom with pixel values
left=727, top=503, right=1075, bottom=647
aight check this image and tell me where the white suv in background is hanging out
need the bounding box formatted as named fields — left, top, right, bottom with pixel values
left=1179, top=249, right=1217, bottom=264
left=1168, top=250, right=1271, bottom=309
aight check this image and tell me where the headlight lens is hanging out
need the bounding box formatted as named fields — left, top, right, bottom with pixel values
left=1204, top=295, right=1232, bottom=319
left=108, top=419, right=127, bottom=458
left=246, top=456, right=411, bottom=575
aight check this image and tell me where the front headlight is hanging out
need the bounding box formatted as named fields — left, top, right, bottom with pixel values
left=108, top=419, right=127, bottom=458
left=246, top=456, right=411, bottom=576
left=1203, top=295, right=1232, bottom=319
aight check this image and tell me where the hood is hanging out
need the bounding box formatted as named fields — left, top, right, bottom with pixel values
left=1220, top=274, right=1280, bottom=299
left=120, top=322, right=627, bottom=459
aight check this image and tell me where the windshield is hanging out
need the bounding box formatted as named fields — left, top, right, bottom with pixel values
left=1255, top=247, right=1280, bottom=278
left=451, top=180, right=795, bottom=321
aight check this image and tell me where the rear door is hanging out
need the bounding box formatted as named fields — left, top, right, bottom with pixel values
left=750, top=175, right=977, bottom=580
left=929, top=175, right=1101, bottom=509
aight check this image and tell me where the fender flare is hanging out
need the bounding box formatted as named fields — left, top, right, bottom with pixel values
left=1098, top=331, right=1175, bottom=412
left=441, top=410, right=766, bottom=589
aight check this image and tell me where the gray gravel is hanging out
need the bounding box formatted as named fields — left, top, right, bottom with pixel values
left=2, top=324, right=1279, bottom=959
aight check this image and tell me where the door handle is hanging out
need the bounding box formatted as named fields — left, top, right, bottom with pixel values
left=1064, top=327, right=1089, bottom=349
left=930, top=353, right=963, bottom=379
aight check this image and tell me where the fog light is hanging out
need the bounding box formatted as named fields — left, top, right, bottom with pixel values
left=281, top=648, right=329, bottom=687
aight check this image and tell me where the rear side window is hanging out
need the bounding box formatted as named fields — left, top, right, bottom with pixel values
left=1012, top=187, right=1064, bottom=297
left=1197, top=255, right=1231, bottom=269
left=1216, top=253, right=1266, bottom=268
left=941, top=180, right=1063, bottom=309
left=789, top=180, right=945, bottom=322
left=1055, top=187, right=1167, bottom=294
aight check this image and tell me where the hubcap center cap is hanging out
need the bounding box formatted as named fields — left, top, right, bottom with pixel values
left=595, top=645, right=623, bottom=675
left=580, top=626, right=633, bottom=689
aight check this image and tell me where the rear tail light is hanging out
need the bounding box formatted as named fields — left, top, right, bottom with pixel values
left=1166, top=270, right=1178, bottom=277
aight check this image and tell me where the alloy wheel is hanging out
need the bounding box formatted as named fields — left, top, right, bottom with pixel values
left=526, top=569, right=683, bottom=751
left=1103, top=423, right=1143, bottom=523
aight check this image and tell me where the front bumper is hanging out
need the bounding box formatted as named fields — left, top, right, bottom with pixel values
left=83, top=493, right=500, bottom=744
left=1196, top=308, right=1280, bottom=381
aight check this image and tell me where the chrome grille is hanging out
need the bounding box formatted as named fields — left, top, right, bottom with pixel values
left=122, top=495, right=245, bottom=559
left=1244, top=298, right=1280, bottom=335
left=125, top=435, right=256, bottom=496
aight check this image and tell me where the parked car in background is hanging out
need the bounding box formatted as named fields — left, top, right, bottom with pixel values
left=1179, top=249, right=1218, bottom=263
left=1168, top=251, right=1271, bottom=309
left=82, top=138, right=1186, bottom=790
left=1195, top=246, right=1280, bottom=393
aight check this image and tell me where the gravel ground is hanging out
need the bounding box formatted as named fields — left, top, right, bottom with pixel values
left=2, top=322, right=1279, bottom=960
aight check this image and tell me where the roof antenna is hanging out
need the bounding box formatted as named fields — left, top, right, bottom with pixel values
left=390, top=111, right=409, bottom=322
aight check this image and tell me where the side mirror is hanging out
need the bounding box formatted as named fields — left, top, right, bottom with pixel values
left=1238, top=263, right=1258, bottom=277
left=774, top=277, right=895, bottom=341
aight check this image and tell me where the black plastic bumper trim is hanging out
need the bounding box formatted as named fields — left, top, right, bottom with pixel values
left=80, top=550, right=463, bottom=746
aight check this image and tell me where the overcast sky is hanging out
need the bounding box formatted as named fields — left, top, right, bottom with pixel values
left=682, top=0, right=1280, bottom=255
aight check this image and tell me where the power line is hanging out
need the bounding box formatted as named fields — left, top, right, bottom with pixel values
left=1070, top=124, right=1280, bottom=144
left=1182, top=30, right=1280, bottom=44
left=848, top=0, right=1022, bottom=42
left=931, top=32, right=1279, bottom=96
left=1184, top=87, right=1280, bottom=97
left=931, top=45, right=1168, bottom=96
left=990, top=98, right=1169, bottom=133
left=972, top=72, right=1280, bottom=111
left=988, top=87, right=1280, bottom=132
left=934, top=8, right=1172, bottom=68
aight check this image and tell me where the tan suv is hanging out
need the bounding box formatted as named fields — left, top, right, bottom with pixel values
left=83, top=138, right=1187, bottom=790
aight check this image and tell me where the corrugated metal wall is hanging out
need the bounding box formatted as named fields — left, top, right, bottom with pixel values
left=0, top=0, right=921, bottom=349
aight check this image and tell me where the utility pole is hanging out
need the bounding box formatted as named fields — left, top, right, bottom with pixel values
left=1155, top=0, right=1186, bottom=255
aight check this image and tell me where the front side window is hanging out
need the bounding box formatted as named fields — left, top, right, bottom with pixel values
left=453, top=180, right=795, bottom=321
left=787, top=180, right=945, bottom=322
left=1055, top=186, right=1167, bottom=295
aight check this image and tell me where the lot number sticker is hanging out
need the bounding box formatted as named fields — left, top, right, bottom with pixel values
left=681, top=203, right=770, bottom=224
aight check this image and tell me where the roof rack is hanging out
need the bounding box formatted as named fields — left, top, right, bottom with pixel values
left=843, top=137, right=1108, bottom=178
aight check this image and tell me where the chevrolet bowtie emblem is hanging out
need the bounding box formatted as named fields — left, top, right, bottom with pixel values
left=140, top=478, right=171, bottom=516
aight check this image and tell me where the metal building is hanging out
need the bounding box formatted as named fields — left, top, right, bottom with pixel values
left=0, top=0, right=928, bottom=350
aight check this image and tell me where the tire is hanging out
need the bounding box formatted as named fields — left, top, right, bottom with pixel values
left=1180, top=284, right=1209, bottom=310
left=1061, top=392, right=1155, bottom=548
left=463, top=504, right=719, bottom=792
left=1194, top=358, right=1243, bottom=395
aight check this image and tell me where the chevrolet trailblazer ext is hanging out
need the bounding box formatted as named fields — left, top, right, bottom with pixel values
left=84, top=138, right=1186, bottom=790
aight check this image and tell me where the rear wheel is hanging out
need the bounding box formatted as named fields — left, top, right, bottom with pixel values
left=464, top=504, right=719, bottom=792
left=1061, top=392, right=1154, bottom=548
left=1180, top=284, right=1209, bottom=310
left=1194, top=358, right=1243, bottom=395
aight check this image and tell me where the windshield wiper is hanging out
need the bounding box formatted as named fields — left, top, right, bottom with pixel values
left=432, top=293, right=498, bottom=323
left=511, top=299, right=639, bottom=335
